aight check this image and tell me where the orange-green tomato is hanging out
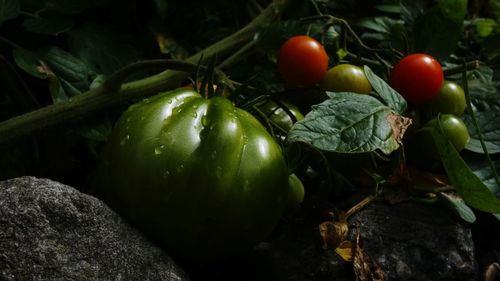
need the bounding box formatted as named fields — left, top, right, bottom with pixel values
left=428, top=81, right=466, bottom=116
left=95, top=88, right=295, bottom=261
left=320, top=64, right=372, bottom=94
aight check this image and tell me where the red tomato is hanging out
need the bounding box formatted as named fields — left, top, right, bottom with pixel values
left=277, top=35, right=329, bottom=88
left=389, top=54, right=444, bottom=105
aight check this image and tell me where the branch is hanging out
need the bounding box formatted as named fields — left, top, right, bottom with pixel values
left=0, top=0, right=290, bottom=144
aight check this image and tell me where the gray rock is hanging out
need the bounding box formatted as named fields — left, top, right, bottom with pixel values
left=348, top=201, right=479, bottom=281
left=0, top=176, right=189, bottom=281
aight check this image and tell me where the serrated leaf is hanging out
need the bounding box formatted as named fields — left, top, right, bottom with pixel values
left=438, top=192, right=477, bottom=223
left=288, top=92, right=402, bottom=155
left=462, top=66, right=500, bottom=154
left=430, top=127, right=500, bottom=213
left=22, top=17, right=74, bottom=36
left=43, top=0, right=112, bottom=14
left=364, top=66, right=407, bottom=113
left=0, top=0, right=20, bottom=24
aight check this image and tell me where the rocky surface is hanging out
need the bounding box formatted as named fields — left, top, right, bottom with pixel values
left=348, top=201, right=479, bottom=281
left=0, top=176, right=480, bottom=281
left=185, top=200, right=479, bottom=281
left=0, top=176, right=189, bottom=281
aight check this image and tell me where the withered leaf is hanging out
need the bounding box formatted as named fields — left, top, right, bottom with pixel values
left=319, top=220, right=348, bottom=250
left=335, top=240, right=354, bottom=262
left=353, top=228, right=386, bottom=281
left=387, top=112, right=412, bottom=145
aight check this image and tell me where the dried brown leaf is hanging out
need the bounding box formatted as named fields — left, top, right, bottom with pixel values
left=387, top=112, right=412, bottom=145
left=353, top=228, right=386, bottom=281
left=335, top=240, right=354, bottom=262
left=319, top=221, right=349, bottom=250
left=484, top=262, right=500, bottom=281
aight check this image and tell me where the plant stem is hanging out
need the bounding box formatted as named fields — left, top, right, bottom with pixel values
left=462, top=62, right=500, bottom=189
left=0, top=0, right=290, bottom=144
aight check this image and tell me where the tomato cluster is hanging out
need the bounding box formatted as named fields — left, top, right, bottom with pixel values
left=277, top=36, right=471, bottom=168
left=277, top=36, right=371, bottom=93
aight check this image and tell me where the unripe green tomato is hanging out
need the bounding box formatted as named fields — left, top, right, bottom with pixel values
left=320, top=64, right=372, bottom=94
left=428, top=81, right=466, bottom=116
left=425, top=114, right=470, bottom=152
left=287, top=173, right=305, bottom=209
left=96, top=88, right=292, bottom=261
left=258, top=100, right=304, bottom=132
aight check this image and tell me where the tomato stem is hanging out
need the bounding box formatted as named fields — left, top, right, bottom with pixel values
left=0, top=0, right=291, bottom=144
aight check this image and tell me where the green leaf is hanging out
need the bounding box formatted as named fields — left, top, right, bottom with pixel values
left=0, top=0, right=20, bottom=24
left=254, top=20, right=338, bottom=51
left=363, top=66, right=407, bottom=113
left=436, top=0, right=467, bottom=24
left=43, top=0, right=112, bottom=14
left=462, top=66, right=500, bottom=153
left=472, top=18, right=497, bottom=38
left=12, top=48, right=48, bottom=79
left=67, top=23, right=141, bottom=75
left=37, top=46, right=96, bottom=102
left=464, top=153, right=500, bottom=197
left=400, top=0, right=425, bottom=27
left=374, top=4, right=400, bottom=14
left=413, top=10, right=462, bottom=60
left=22, top=17, right=74, bottom=36
left=438, top=192, right=476, bottom=223
left=356, top=16, right=406, bottom=51
left=287, top=92, right=401, bottom=154
left=430, top=127, right=500, bottom=213
left=494, top=213, right=500, bottom=221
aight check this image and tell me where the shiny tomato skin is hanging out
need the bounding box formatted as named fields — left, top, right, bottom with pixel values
left=425, top=114, right=470, bottom=152
left=429, top=81, right=466, bottom=116
left=96, top=88, right=292, bottom=261
left=320, top=64, right=372, bottom=94
left=389, top=54, right=444, bottom=105
left=277, top=35, right=329, bottom=88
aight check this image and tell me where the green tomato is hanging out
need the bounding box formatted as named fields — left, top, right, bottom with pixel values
left=428, top=81, right=466, bottom=116
left=320, top=64, right=372, bottom=94
left=257, top=99, right=304, bottom=132
left=96, top=88, right=292, bottom=261
left=406, top=114, right=470, bottom=169
left=287, top=173, right=305, bottom=209
left=425, top=114, right=470, bottom=152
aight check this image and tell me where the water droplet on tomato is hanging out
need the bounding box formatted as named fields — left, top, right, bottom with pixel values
left=120, top=135, right=130, bottom=146
left=154, top=145, right=165, bottom=155
left=163, top=170, right=171, bottom=179
left=176, top=164, right=184, bottom=173
left=216, top=166, right=223, bottom=179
